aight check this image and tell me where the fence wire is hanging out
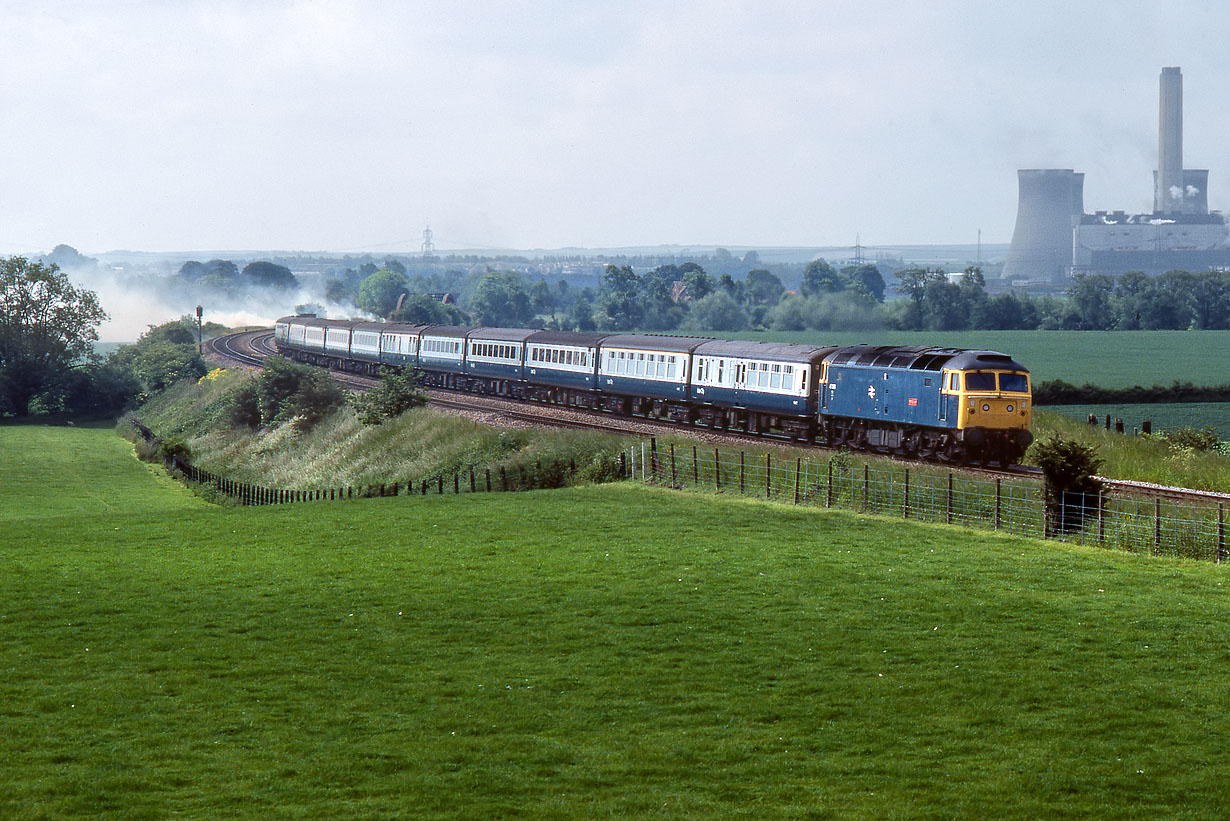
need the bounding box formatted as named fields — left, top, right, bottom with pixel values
left=631, top=441, right=1229, bottom=564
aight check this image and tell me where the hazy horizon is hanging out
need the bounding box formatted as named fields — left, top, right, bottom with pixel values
left=3, top=1, right=1228, bottom=255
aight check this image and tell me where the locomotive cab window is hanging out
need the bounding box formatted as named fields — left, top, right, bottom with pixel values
left=965, top=372, right=996, bottom=391
left=999, top=373, right=1028, bottom=392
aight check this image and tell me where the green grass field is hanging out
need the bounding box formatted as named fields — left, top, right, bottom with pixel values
left=3, top=427, right=1230, bottom=817
left=0, top=421, right=205, bottom=523
left=727, top=329, right=1230, bottom=388
left=1046, top=402, right=1230, bottom=440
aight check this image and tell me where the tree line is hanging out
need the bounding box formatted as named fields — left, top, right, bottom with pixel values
left=331, top=258, right=1230, bottom=334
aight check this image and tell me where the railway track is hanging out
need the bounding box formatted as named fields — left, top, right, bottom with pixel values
left=205, top=330, right=1226, bottom=502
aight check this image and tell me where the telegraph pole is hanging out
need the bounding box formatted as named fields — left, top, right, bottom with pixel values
left=196, top=305, right=203, bottom=354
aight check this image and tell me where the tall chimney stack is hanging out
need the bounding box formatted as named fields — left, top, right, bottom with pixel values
left=1156, top=66, right=1183, bottom=213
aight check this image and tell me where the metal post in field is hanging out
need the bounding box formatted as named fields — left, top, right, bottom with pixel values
left=692, top=445, right=699, bottom=486
left=715, top=448, right=722, bottom=491
left=826, top=460, right=833, bottom=508
left=995, top=478, right=1001, bottom=531
left=1155, top=498, right=1162, bottom=550
left=1218, top=504, right=1225, bottom=563
left=903, top=469, right=910, bottom=519
left=863, top=464, right=869, bottom=513
left=740, top=451, right=745, bottom=494
left=794, top=458, right=801, bottom=505
left=670, top=444, right=677, bottom=488
left=946, top=473, right=953, bottom=525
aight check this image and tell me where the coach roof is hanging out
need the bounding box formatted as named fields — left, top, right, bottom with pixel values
left=600, top=333, right=715, bottom=354
left=694, top=339, right=840, bottom=363
left=467, top=327, right=538, bottom=342
left=526, top=330, right=612, bottom=347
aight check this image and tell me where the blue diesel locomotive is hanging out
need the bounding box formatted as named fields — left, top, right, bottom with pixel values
left=275, top=316, right=1033, bottom=464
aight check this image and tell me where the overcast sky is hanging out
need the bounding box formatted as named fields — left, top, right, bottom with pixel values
left=2, top=0, right=1228, bottom=255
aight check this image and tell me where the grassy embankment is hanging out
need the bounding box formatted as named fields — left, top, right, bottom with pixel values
left=126, top=364, right=1230, bottom=495
left=3, top=424, right=1230, bottom=818
left=130, top=368, right=629, bottom=491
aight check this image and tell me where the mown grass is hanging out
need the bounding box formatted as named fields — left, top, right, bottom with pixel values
left=3, top=468, right=1230, bottom=818
left=0, top=421, right=204, bottom=522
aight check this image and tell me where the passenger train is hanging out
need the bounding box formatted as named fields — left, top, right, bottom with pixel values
left=275, top=315, right=1034, bottom=465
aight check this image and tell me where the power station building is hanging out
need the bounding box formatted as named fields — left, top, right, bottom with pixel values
left=1001, top=67, right=1230, bottom=283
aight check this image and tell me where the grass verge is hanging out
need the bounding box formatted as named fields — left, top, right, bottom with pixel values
left=2, top=476, right=1229, bottom=818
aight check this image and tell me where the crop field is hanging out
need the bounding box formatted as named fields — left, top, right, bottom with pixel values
left=1045, top=402, right=1230, bottom=440
left=734, top=329, right=1230, bottom=388
left=3, top=427, right=1230, bottom=817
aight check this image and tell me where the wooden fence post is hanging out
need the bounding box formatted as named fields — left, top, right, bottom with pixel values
left=692, top=445, right=699, bottom=486
left=765, top=453, right=771, bottom=498
left=794, top=457, right=801, bottom=505
left=714, top=448, right=722, bottom=492
left=670, top=444, right=677, bottom=488
left=903, top=469, right=910, bottom=519
left=739, top=451, right=745, bottom=494
left=826, top=460, right=833, bottom=508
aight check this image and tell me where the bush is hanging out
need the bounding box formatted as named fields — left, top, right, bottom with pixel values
left=157, top=437, right=193, bottom=463
left=1161, top=426, right=1221, bottom=453
left=1031, top=434, right=1104, bottom=535
left=230, top=382, right=262, bottom=429
left=255, top=357, right=346, bottom=431
left=350, top=367, right=427, bottom=425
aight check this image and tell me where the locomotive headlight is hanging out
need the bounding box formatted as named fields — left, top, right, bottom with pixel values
left=982, top=403, right=990, bottom=412
left=1006, top=404, right=1014, bottom=413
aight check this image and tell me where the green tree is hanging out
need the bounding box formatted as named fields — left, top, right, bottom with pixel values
left=745, top=269, right=784, bottom=306
left=355, top=269, right=410, bottom=317
left=469, top=272, right=533, bottom=327
left=1111, top=270, right=1153, bottom=329
left=680, top=263, right=714, bottom=301
left=597, top=265, right=642, bottom=330
left=842, top=264, right=886, bottom=303
left=0, top=256, right=107, bottom=416
left=1031, top=435, right=1104, bottom=535
left=893, top=267, right=945, bottom=329
left=686, top=291, right=747, bottom=331
left=1190, top=271, right=1230, bottom=329
left=800, top=259, right=843, bottom=296
left=389, top=294, right=468, bottom=325
left=241, top=261, right=298, bottom=289
left=1066, top=272, right=1115, bottom=330
left=255, top=356, right=345, bottom=431
left=350, top=367, right=427, bottom=425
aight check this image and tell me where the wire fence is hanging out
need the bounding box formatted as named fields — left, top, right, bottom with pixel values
left=628, top=439, right=1229, bottom=564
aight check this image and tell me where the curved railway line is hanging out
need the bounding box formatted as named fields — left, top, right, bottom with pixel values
left=207, top=329, right=1229, bottom=504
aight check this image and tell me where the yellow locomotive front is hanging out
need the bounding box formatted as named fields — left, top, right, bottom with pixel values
left=943, top=352, right=1033, bottom=464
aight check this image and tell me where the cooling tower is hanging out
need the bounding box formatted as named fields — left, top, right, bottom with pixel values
left=1156, top=67, right=1184, bottom=213
left=1001, top=169, right=1084, bottom=281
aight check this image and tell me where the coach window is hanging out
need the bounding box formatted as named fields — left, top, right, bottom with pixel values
left=770, top=364, right=782, bottom=389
